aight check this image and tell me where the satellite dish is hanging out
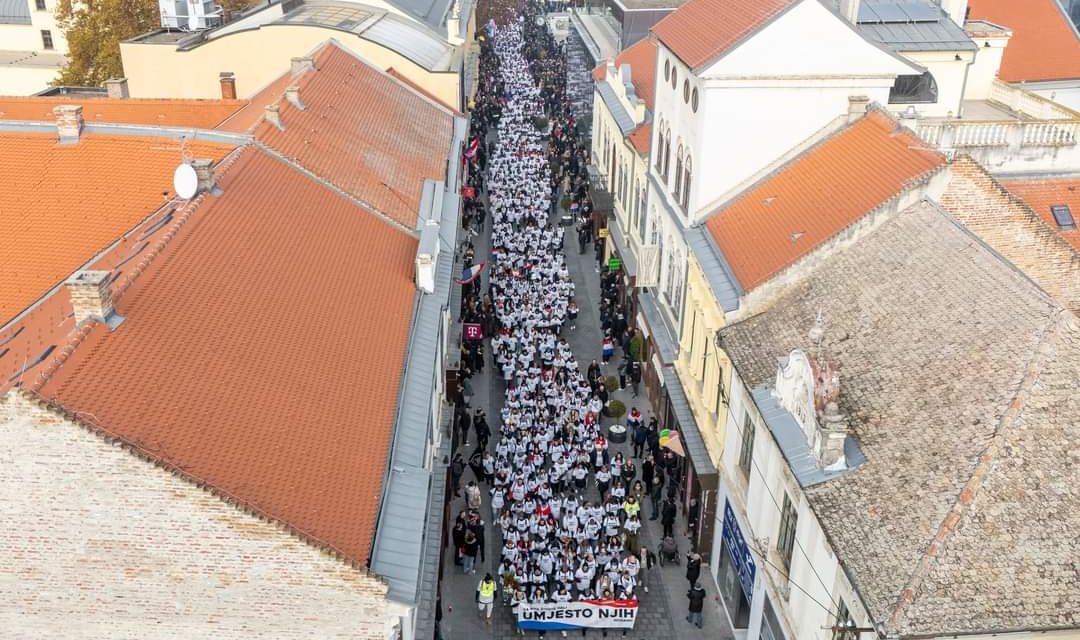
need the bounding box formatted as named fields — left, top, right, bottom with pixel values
left=173, top=163, right=198, bottom=200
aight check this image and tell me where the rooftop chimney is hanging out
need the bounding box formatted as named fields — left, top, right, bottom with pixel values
left=264, top=104, right=284, bottom=130
left=104, top=78, right=129, bottom=99
left=284, top=84, right=304, bottom=110
left=847, top=95, right=870, bottom=123
left=291, top=56, right=315, bottom=76
left=191, top=158, right=216, bottom=194
left=839, top=0, right=860, bottom=23
left=53, top=105, right=83, bottom=144
left=219, top=72, right=237, bottom=100
left=66, top=270, right=114, bottom=327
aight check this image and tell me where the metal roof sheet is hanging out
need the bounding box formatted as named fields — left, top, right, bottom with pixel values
left=638, top=290, right=678, bottom=363
left=750, top=385, right=865, bottom=488
left=857, top=0, right=977, bottom=51
left=363, top=12, right=456, bottom=71
left=0, top=0, right=30, bottom=24
left=660, top=366, right=718, bottom=477
left=369, top=115, right=466, bottom=604
left=684, top=226, right=741, bottom=313
left=595, top=80, right=635, bottom=135
left=387, top=0, right=452, bottom=32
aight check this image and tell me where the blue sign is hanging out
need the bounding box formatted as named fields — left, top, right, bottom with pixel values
left=723, top=499, right=756, bottom=600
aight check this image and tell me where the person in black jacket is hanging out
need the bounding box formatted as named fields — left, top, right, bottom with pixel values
left=686, top=552, right=702, bottom=588
left=661, top=497, right=677, bottom=538
left=686, top=582, right=706, bottom=628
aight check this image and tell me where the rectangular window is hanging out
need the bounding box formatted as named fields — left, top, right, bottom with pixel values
left=41, top=30, right=54, bottom=50
left=777, top=493, right=798, bottom=569
left=1051, top=204, right=1077, bottom=229
left=35, top=0, right=47, bottom=9
left=832, top=599, right=855, bottom=640
left=738, top=413, right=754, bottom=475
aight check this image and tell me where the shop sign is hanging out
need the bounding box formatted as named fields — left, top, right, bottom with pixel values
left=463, top=323, right=483, bottom=341
left=518, top=600, right=637, bottom=631
left=608, top=256, right=622, bottom=271
left=598, top=227, right=609, bottom=238
left=723, top=498, right=756, bottom=600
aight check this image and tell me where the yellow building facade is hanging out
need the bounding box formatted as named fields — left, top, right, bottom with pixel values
left=675, top=252, right=731, bottom=466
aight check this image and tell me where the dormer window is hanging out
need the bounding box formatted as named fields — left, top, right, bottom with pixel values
left=1051, top=204, right=1077, bottom=229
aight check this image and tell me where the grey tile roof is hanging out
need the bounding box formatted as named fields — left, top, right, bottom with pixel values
left=718, top=201, right=1080, bottom=636
left=0, top=0, right=30, bottom=25
left=857, top=0, right=976, bottom=51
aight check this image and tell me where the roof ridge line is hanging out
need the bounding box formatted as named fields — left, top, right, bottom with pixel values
left=886, top=306, right=1068, bottom=633
left=12, top=386, right=389, bottom=582
left=254, top=141, right=420, bottom=238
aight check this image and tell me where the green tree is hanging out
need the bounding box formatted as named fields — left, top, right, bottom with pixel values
left=218, top=0, right=256, bottom=21
left=54, top=0, right=160, bottom=87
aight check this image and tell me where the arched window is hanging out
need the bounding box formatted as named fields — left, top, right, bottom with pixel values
left=674, top=144, right=684, bottom=200
left=655, top=120, right=665, bottom=173
left=662, top=124, right=672, bottom=183
left=681, top=155, right=692, bottom=212
left=630, top=178, right=640, bottom=231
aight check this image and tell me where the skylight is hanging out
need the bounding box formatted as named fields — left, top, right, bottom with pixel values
left=1050, top=204, right=1077, bottom=230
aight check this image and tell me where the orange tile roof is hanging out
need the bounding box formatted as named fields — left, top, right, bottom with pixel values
left=652, top=0, right=796, bottom=70
left=592, top=37, right=659, bottom=111
left=0, top=96, right=246, bottom=128
left=1000, top=177, right=1080, bottom=251
left=705, top=111, right=945, bottom=290
left=628, top=123, right=651, bottom=154
left=0, top=133, right=236, bottom=324
left=255, top=43, right=455, bottom=229
left=215, top=71, right=297, bottom=133
left=37, top=146, right=419, bottom=564
left=968, top=0, right=1080, bottom=82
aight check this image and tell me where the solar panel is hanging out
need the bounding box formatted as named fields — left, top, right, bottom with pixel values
left=873, top=1, right=908, bottom=21
left=1051, top=205, right=1077, bottom=229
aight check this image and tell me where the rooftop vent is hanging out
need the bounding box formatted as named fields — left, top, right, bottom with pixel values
left=264, top=103, right=283, bottom=130
left=291, top=56, right=315, bottom=76
left=219, top=72, right=236, bottom=100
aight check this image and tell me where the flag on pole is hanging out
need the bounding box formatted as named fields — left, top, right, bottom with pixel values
left=455, top=262, right=485, bottom=285
left=659, top=429, right=686, bottom=457
left=463, top=136, right=480, bottom=160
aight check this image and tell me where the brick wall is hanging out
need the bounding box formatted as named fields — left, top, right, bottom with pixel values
left=0, top=391, right=404, bottom=640
left=940, top=156, right=1080, bottom=311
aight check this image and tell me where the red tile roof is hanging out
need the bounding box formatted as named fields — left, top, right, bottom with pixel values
left=1000, top=177, right=1080, bottom=251
left=652, top=0, right=797, bottom=70
left=594, top=36, right=659, bottom=111
left=215, top=71, right=297, bottom=133
left=968, top=0, right=1080, bottom=82
left=0, top=96, right=245, bottom=128
left=705, top=111, right=945, bottom=290
left=36, top=146, right=419, bottom=563
left=628, top=123, right=651, bottom=154
left=0, top=133, right=236, bottom=324
left=255, top=43, right=455, bottom=229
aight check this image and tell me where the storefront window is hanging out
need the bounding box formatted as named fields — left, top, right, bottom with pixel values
left=718, top=539, right=751, bottom=628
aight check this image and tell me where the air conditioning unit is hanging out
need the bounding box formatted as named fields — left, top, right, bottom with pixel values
left=159, top=0, right=223, bottom=31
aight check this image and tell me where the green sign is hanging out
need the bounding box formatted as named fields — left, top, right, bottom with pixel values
left=608, top=256, right=622, bottom=272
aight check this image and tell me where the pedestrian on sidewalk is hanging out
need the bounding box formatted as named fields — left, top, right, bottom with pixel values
left=465, top=480, right=482, bottom=511
left=452, top=513, right=467, bottom=566
left=629, top=360, right=641, bottom=398
left=661, top=497, right=677, bottom=538
left=463, top=531, right=479, bottom=574
left=450, top=453, right=465, bottom=497
left=686, top=551, right=702, bottom=588
left=686, top=581, right=706, bottom=629
left=476, top=573, right=497, bottom=625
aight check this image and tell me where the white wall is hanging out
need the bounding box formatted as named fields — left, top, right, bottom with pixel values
left=964, top=36, right=1009, bottom=101
left=0, top=63, right=61, bottom=94
left=1032, top=84, right=1080, bottom=113
left=648, top=0, right=913, bottom=223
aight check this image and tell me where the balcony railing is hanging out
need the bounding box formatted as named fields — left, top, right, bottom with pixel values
left=989, top=79, right=1080, bottom=121
left=915, top=119, right=1080, bottom=149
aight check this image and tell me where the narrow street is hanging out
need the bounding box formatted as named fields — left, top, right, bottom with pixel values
left=439, top=5, right=731, bottom=637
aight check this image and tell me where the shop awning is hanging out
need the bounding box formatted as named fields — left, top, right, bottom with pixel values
left=660, top=366, right=718, bottom=478
left=608, top=222, right=638, bottom=276
left=638, top=290, right=677, bottom=363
